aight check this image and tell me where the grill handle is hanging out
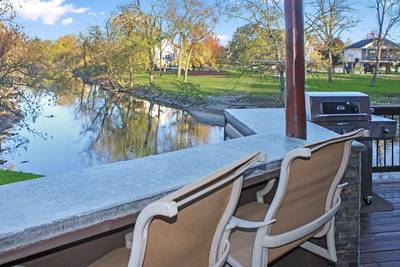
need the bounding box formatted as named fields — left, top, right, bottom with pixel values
left=315, top=113, right=369, bottom=121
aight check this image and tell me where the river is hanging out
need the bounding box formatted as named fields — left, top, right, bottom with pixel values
left=0, top=82, right=223, bottom=176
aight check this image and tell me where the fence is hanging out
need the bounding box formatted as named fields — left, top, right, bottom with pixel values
left=372, top=105, right=400, bottom=173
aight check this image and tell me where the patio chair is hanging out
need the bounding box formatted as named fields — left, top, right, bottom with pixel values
left=227, top=129, right=368, bottom=267
left=88, top=151, right=265, bottom=267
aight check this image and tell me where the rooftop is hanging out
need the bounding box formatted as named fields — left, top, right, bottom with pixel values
left=346, top=38, right=400, bottom=49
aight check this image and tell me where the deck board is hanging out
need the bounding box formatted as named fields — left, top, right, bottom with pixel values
left=360, top=179, right=400, bottom=266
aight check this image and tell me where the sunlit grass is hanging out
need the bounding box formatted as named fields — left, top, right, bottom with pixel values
left=134, top=71, right=280, bottom=97
left=306, top=73, right=400, bottom=94
left=0, top=170, right=42, bottom=185
left=133, top=71, right=400, bottom=103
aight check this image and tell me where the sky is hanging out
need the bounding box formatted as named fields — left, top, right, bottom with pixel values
left=10, top=0, right=400, bottom=46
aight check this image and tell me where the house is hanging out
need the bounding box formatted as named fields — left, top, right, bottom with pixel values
left=155, top=39, right=177, bottom=69
left=344, top=37, right=400, bottom=72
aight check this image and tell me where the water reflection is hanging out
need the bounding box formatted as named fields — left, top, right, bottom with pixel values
left=0, top=81, right=223, bottom=175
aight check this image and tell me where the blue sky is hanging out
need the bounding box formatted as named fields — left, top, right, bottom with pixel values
left=11, top=0, right=400, bottom=45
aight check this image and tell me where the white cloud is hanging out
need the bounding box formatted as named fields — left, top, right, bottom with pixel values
left=61, top=17, right=73, bottom=26
left=11, top=0, right=89, bottom=25
left=217, top=34, right=231, bottom=41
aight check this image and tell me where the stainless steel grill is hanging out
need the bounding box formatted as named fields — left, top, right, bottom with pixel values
left=305, top=92, right=397, bottom=204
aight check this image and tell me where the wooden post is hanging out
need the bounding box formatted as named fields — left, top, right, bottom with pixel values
left=284, top=0, right=307, bottom=139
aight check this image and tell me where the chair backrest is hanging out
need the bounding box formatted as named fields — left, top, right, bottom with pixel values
left=257, top=129, right=367, bottom=263
left=128, top=152, right=264, bottom=267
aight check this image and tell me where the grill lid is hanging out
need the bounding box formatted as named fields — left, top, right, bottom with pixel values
left=305, top=92, right=372, bottom=122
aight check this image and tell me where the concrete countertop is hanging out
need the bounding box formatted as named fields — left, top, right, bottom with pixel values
left=0, top=109, right=352, bottom=255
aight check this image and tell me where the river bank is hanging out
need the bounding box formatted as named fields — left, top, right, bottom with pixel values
left=126, top=87, right=281, bottom=126
left=80, top=72, right=400, bottom=126
left=79, top=72, right=281, bottom=126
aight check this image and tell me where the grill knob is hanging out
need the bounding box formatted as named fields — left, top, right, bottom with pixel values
left=383, top=127, right=390, bottom=134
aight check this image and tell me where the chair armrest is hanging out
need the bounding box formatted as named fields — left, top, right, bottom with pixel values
left=335, top=182, right=348, bottom=201
left=264, top=197, right=341, bottom=248
left=255, top=166, right=280, bottom=203
left=226, top=216, right=275, bottom=231
left=256, top=178, right=277, bottom=203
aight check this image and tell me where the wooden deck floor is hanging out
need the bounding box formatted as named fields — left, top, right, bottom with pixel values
left=360, top=179, right=400, bottom=267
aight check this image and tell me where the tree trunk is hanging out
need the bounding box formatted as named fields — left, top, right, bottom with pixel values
left=275, top=50, right=285, bottom=107
left=184, top=46, right=193, bottom=83
left=83, top=40, right=87, bottom=70
left=278, top=63, right=285, bottom=107
left=148, top=43, right=156, bottom=87
left=371, top=39, right=382, bottom=87
left=128, top=55, right=134, bottom=88
left=159, top=43, right=163, bottom=76
left=177, top=35, right=183, bottom=78
left=385, top=63, right=391, bottom=74
left=328, top=50, right=333, bottom=82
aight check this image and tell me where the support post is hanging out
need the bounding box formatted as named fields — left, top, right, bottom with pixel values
left=284, top=0, right=307, bottom=139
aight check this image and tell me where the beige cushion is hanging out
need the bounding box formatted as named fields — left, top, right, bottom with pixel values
left=87, top=247, right=130, bottom=267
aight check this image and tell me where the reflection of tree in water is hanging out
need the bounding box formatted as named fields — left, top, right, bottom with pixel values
left=0, top=90, right=49, bottom=164
left=76, top=84, right=216, bottom=163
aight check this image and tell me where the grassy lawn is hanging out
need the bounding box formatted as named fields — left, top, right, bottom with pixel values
left=134, top=71, right=400, bottom=102
left=135, top=71, right=279, bottom=97
left=0, top=170, right=42, bottom=185
left=306, top=73, right=400, bottom=102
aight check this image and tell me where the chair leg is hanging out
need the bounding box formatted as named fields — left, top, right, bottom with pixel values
left=325, top=221, right=338, bottom=262
left=300, top=223, right=337, bottom=262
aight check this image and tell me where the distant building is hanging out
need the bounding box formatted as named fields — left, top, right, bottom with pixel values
left=155, top=40, right=177, bottom=69
left=344, top=37, right=400, bottom=72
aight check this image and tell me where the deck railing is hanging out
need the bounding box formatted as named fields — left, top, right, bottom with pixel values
left=372, top=105, right=400, bottom=172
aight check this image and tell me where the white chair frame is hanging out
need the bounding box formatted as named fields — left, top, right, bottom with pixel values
left=126, top=152, right=265, bottom=267
left=227, top=129, right=368, bottom=267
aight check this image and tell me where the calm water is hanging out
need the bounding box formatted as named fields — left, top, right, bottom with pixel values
left=0, top=83, right=223, bottom=176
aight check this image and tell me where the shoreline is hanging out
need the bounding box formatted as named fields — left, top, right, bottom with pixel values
left=126, top=87, right=281, bottom=126
left=80, top=74, right=281, bottom=126
left=80, top=75, right=399, bottom=126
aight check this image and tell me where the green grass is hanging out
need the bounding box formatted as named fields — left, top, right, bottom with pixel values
left=0, top=170, right=42, bottom=185
left=134, top=71, right=400, bottom=103
left=135, top=71, right=280, bottom=97
left=305, top=73, right=400, bottom=103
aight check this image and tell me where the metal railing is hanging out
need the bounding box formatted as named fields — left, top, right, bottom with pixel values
left=372, top=105, right=400, bottom=172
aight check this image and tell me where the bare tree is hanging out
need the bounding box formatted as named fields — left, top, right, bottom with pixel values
left=168, top=0, right=220, bottom=82
left=156, top=16, right=175, bottom=77
left=166, top=0, right=187, bottom=78
left=227, top=0, right=286, bottom=105
left=370, top=0, right=400, bottom=87
left=118, top=0, right=164, bottom=87
left=0, top=1, right=45, bottom=120
left=306, top=0, right=358, bottom=82
left=0, top=0, right=50, bottom=155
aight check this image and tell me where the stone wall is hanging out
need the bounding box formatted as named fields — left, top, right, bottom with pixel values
left=335, top=150, right=361, bottom=266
